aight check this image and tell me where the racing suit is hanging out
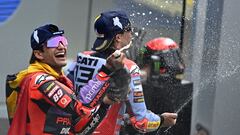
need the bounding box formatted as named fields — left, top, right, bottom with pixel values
left=66, top=51, right=163, bottom=134
left=7, top=61, right=111, bottom=135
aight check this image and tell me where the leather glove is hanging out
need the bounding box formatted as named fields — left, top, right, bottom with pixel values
left=106, top=67, right=131, bottom=102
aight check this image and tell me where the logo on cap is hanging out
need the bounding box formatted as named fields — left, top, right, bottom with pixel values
left=113, top=17, right=123, bottom=29
left=33, top=30, right=39, bottom=43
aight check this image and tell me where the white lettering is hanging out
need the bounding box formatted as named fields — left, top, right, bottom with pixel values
left=85, top=81, right=102, bottom=101
left=77, top=56, right=99, bottom=66
left=79, top=114, right=101, bottom=135
left=48, top=85, right=59, bottom=97
left=53, top=89, right=63, bottom=102
left=60, top=127, right=70, bottom=134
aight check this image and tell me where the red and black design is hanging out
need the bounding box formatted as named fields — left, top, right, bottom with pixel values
left=36, top=75, right=91, bottom=119
left=44, top=109, right=72, bottom=135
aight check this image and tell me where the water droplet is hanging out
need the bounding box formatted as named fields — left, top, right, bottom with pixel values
left=149, top=11, right=152, bottom=15
left=134, top=32, right=139, bottom=36
left=142, top=13, right=145, bottom=16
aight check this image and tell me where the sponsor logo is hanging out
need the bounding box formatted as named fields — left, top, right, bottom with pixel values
left=47, top=85, right=59, bottom=97
left=74, top=62, right=97, bottom=90
left=35, top=74, right=54, bottom=84
left=35, top=74, right=47, bottom=84
left=147, top=121, right=160, bottom=129
left=45, top=82, right=55, bottom=93
left=90, top=104, right=100, bottom=116
left=130, top=65, right=140, bottom=74
left=77, top=55, right=99, bottom=66
left=57, top=95, right=72, bottom=108
left=133, top=79, right=141, bottom=86
left=113, top=16, right=123, bottom=29
left=52, top=89, right=63, bottom=102
left=56, top=117, right=71, bottom=126
left=80, top=114, right=101, bottom=135
left=89, top=82, right=110, bottom=108
left=134, top=97, right=144, bottom=103
left=53, top=31, right=64, bottom=35
left=74, top=53, right=106, bottom=91
left=85, top=81, right=102, bottom=101
left=60, top=127, right=70, bottom=134
left=134, top=91, right=144, bottom=97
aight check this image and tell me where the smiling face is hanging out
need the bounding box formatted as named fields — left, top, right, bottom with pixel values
left=33, top=37, right=68, bottom=73
left=42, top=43, right=67, bottom=67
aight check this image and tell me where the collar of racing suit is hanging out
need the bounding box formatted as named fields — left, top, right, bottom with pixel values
left=8, top=61, right=65, bottom=89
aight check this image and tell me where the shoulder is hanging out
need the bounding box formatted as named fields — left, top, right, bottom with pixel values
left=77, top=51, right=96, bottom=56
left=124, top=58, right=140, bottom=75
left=82, top=50, right=96, bottom=55
left=30, top=72, right=56, bottom=86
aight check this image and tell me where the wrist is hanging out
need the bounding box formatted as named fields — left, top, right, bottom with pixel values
left=105, top=63, right=113, bottom=71
left=96, top=65, right=113, bottom=81
left=159, top=115, right=164, bottom=127
left=100, top=65, right=113, bottom=75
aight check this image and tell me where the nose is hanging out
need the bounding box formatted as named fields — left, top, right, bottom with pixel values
left=57, top=42, right=67, bottom=49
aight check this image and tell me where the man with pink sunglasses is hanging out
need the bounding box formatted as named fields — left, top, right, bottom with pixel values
left=6, top=24, right=128, bottom=135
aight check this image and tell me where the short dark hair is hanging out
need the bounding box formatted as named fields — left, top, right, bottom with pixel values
left=29, top=46, right=44, bottom=64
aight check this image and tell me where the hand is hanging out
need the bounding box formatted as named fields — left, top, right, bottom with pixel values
left=78, top=105, right=95, bottom=118
left=106, top=68, right=131, bottom=102
left=105, top=52, right=125, bottom=71
left=160, top=112, right=178, bottom=127
left=74, top=105, right=101, bottom=133
left=103, top=95, right=118, bottom=104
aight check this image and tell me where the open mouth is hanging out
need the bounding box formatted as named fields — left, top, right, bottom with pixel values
left=55, top=52, right=66, bottom=58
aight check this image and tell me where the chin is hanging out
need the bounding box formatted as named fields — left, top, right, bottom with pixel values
left=58, top=61, right=67, bottom=67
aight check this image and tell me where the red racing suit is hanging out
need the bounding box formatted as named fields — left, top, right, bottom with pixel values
left=66, top=51, right=163, bottom=134
left=7, top=60, right=111, bottom=135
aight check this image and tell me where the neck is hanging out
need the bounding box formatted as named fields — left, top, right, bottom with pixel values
left=52, top=66, right=63, bottom=75
left=56, top=70, right=62, bottom=75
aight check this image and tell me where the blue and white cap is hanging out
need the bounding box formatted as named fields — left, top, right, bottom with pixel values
left=92, top=10, right=131, bottom=52
left=30, top=24, right=64, bottom=50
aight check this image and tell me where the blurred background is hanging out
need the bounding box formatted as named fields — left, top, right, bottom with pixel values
left=1, top=0, right=240, bottom=135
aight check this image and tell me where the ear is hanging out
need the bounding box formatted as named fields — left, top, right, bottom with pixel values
left=115, top=34, right=123, bottom=42
left=33, top=50, right=44, bottom=60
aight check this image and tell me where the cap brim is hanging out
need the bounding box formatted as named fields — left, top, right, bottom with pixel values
left=92, top=38, right=112, bottom=51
